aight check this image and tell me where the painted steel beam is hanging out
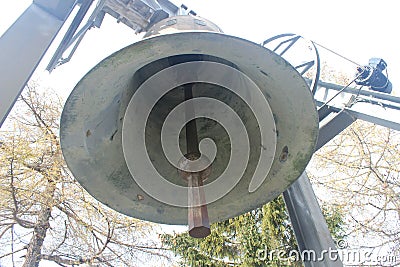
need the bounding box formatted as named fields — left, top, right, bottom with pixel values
left=284, top=91, right=400, bottom=266
left=315, top=100, right=400, bottom=132
left=283, top=109, right=355, bottom=267
left=0, top=0, right=76, bottom=127
left=316, top=80, right=400, bottom=105
left=283, top=173, right=343, bottom=267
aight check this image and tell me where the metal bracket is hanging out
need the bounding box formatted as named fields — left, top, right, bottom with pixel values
left=283, top=173, right=344, bottom=267
left=46, top=0, right=96, bottom=72
left=316, top=110, right=356, bottom=151
left=46, top=0, right=180, bottom=72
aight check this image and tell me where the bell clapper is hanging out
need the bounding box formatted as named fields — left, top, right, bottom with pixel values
left=178, top=84, right=211, bottom=238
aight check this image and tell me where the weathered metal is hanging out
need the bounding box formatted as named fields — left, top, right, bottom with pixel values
left=0, top=0, right=76, bottom=126
left=60, top=17, right=319, bottom=225
left=47, top=0, right=181, bottom=71
left=178, top=153, right=211, bottom=238
left=182, top=84, right=211, bottom=238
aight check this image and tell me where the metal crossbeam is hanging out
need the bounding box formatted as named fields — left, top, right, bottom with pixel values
left=316, top=110, right=356, bottom=151
left=314, top=81, right=400, bottom=131
left=46, top=0, right=179, bottom=71
left=0, top=0, right=180, bottom=127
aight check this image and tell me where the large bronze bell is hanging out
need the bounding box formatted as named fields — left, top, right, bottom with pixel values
left=60, top=15, right=318, bottom=238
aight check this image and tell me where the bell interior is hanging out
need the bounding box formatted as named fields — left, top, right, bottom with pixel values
left=130, top=54, right=261, bottom=186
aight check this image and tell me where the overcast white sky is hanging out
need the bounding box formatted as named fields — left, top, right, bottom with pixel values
left=1, top=0, right=399, bottom=99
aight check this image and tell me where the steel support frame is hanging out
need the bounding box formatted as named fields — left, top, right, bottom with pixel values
left=283, top=110, right=356, bottom=267
left=46, top=0, right=180, bottom=72
left=0, top=0, right=77, bottom=127
left=46, top=0, right=95, bottom=72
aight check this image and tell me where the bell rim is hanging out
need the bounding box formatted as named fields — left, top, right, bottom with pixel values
left=60, top=31, right=318, bottom=225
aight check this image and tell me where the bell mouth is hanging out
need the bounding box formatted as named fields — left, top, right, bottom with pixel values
left=60, top=31, right=318, bottom=225
left=126, top=54, right=241, bottom=187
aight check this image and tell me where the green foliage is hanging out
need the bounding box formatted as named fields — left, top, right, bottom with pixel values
left=321, top=205, right=346, bottom=242
left=162, top=195, right=345, bottom=266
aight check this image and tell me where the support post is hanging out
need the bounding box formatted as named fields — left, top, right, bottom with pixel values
left=0, top=0, right=76, bottom=127
left=283, top=109, right=355, bottom=267
left=181, top=84, right=211, bottom=238
left=283, top=173, right=343, bottom=267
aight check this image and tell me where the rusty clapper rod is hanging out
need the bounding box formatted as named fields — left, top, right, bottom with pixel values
left=183, top=84, right=211, bottom=238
